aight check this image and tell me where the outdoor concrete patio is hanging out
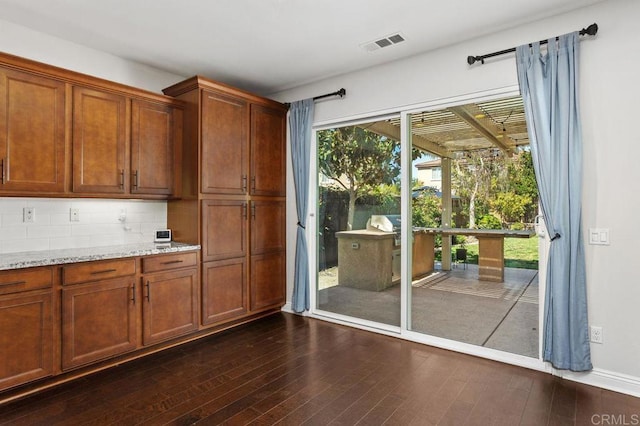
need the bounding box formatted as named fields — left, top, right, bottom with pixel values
left=318, top=264, right=539, bottom=358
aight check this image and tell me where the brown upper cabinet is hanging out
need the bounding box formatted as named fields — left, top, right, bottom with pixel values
left=0, top=52, right=183, bottom=199
left=163, top=76, right=286, bottom=198
left=131, top=99, right=178, bottom=196
left=72, top=87, right=128, bottom=194
left=201, top=90, right=248, bottom=195
left=0, top=67, right=66, bottom=193
left=250, top=104, right=286, bottom=197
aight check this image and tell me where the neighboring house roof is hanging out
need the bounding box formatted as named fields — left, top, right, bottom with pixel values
left=415, top=159, right=442, bottom=169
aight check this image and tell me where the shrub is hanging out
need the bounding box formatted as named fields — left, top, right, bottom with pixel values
left=510, top=222, right=525, bottom=230
left=477, top=214, right=502, bottom=229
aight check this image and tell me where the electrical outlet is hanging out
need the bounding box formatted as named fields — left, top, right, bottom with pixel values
left=23, top=207, right=35, bottom=223
left=590, top=326, right=603, bottom=344
left=70, top=208, right=80, bottom=222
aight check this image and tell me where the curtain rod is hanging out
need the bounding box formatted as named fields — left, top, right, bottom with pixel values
left=466, top=23, right=598, bottom=65
left=285, top=88, right=346, bottom=107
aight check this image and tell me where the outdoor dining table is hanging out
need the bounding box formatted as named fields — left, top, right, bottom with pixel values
left=424, top=228, right=536, bottom=282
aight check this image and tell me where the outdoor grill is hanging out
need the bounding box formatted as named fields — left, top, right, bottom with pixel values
left=367, top=214, right=402, bottom=246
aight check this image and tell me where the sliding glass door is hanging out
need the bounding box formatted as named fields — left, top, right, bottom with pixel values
left=315, top=117, right=403, bottom=327
left=312, top=93, right=540, bottom=361
left=406, top=98, right=540, bottom=359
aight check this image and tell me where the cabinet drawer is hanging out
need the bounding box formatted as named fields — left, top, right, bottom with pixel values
left=142, top=252, right=198, bottom=273
left=0, top=268, right=53, bottom=295
left=63, top=259, right=136, bottom=285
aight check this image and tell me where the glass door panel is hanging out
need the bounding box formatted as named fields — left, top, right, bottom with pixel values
left=406, top=97, right=540, bottom=359
left=316, top=119, right=402, bottom=327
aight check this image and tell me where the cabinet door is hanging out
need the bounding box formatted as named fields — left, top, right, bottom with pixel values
left=72, top=87, right=128, bottom=194
left=202, top=258, right=247, bottom=326
left=0, top=291, right=53, bottom=391
left=142, top=268, right=198, bottom=345
left=201, top=90, right=248, bottom=194
left=250, top=104, right=285, bottom=196
left=131, top=100, right=174, bottom=195
left=202, top=199, right=247, bottom=262
left=62, top=278, right=137, bottom=369
left=251, top=200, right=285, bottom=255
left=250, top=251, right=285, bottom=311
left=0, top=68, right=66, bottom=193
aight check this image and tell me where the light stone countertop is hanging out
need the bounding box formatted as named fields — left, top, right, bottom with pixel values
left=0, top=242, right=201, bottom=271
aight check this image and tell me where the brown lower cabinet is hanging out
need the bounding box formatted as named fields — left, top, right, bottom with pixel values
left=142, top=269, right=198, bottom=345
left=0, top=248, right=285, bottom=399
left=250, top=251, right=286, bottom=311
left=61, top=277, right=137, bottom=370
left=202, top=258, right=247, bottom=326
left=0, top=290, right=54, bottom=390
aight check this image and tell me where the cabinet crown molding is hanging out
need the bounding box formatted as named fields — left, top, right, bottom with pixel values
left=163, top=75, right=287, bottom=111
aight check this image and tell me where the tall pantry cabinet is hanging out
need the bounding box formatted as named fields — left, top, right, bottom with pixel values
left=163, top=76, right=287, bottom=327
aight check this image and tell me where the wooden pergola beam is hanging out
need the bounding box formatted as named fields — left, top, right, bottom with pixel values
left=448, top=104, right=516, bottom=155
left=362, top=121, right=453, bottom=158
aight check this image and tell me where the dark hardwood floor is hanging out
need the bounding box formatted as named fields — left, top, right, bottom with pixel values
left=1, top=313, right=638, bottom=425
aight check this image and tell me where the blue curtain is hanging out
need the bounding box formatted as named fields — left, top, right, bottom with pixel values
left=289, top=99, right=315, bottom=313
left=516, top=33, right=592, bottom=371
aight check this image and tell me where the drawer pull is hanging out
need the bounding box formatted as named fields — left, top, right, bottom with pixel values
left=90, top=268, right=117, bottom=275
left=161, top=260, right=184, bottom=265
left=0, top=280, right=26, bottom=287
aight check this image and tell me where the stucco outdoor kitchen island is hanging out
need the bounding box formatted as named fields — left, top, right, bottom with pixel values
left=426, top=228, right=536, bottom=282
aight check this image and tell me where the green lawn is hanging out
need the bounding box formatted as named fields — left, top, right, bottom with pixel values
left=454, top=237, right=539, bottom=270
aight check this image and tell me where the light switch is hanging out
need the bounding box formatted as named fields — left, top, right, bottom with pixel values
left=589, top=228, right=610, bottom=245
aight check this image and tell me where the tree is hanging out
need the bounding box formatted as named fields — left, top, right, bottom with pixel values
left=452, top=151, right=498, bottom=228
left=507, top=150, right=538, bottom=222
left=453, top=149, right=538, bottom=229
left=318, top=126, right=402, bottom=230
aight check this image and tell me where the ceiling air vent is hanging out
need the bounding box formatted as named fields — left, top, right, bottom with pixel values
left=361, top=32, right=406, bottom=53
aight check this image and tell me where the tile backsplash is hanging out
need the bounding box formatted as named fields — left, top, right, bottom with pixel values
left=0, top=198, right=167, bottom=254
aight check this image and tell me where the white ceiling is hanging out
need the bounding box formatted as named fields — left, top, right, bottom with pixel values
left=0, top=0, right=603, bottom=95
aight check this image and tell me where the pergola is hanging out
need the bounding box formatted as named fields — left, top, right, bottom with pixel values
left=359, top=95, right=531, bottom=271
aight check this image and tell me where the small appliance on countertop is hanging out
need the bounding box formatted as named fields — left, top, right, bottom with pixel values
left=154, top=229, right=172, bottom=243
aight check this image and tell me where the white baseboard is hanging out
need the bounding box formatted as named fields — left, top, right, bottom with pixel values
left=560, top=368, right=640, bottom=398
left=280, top=303, right=293, bottom=313
left=280, top=303, right=312, bottom=316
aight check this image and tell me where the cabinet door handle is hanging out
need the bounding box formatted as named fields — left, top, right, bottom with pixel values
left=90, top=268, right=117, bottom=275
left=131, top=283, right=136, bottom=304
left=0, top=280, right=26, bottom=288
left=132, top=170, right=138, bottom=190
left=145, top=280, right=151, bottom=302
left=243, top=203, right=248, bottom=219
left=0, top=157, right=5, bottom=185
left=119, top=169, right=125, bottom=189
left=161, top=260, right=183, bottom=265
left=251, top=204, right=256, bottom=219
left=241, top=175, right=247, bottom=192
left=251, top=176, right=256, bottom=193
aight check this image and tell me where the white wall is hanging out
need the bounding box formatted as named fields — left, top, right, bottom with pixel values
left=0, top=19, right=186, bottom=251
left=0, top=198, right=167, bottom=253
left=0, top=18, right=185, bottom=93
left=273, top=0, right=640, bottom=388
